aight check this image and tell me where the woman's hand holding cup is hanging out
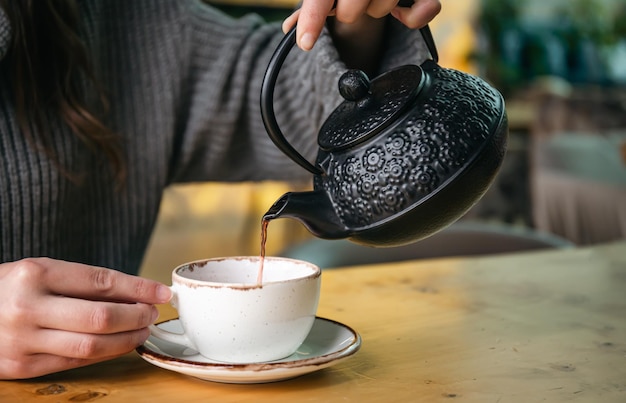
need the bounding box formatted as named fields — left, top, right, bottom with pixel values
left=0, top=258, right=171, bottom=380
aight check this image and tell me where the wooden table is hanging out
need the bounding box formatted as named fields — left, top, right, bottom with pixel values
left=2, top=241, right=625, bottom=402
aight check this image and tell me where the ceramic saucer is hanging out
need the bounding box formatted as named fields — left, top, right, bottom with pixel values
left=136, top=317, right=361, bottom=384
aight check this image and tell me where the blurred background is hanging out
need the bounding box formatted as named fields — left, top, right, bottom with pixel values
left=140, top=0, right=626, bottom=283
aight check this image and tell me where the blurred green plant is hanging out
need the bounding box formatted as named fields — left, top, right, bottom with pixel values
left=473, top=0, right=626, bottom=96
left=557, top=0, right=625, bottom=46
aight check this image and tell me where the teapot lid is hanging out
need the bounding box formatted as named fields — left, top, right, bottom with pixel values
left=319, top=65, right=425, bottom=152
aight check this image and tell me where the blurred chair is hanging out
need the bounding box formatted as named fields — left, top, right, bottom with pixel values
left=528, top=83, right=626, bottom=245
left=531, top=131, right=626, bottom=245
left=278, top=221, right=573, bottom=269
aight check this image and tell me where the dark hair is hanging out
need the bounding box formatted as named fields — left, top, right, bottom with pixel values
left=1, top=0, right=125, bottom=184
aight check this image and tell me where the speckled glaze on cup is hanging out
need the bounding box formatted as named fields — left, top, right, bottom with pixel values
left=149, top=256, right=321, bottom=364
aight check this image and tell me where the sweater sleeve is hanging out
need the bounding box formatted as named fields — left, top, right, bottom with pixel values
left=161, top=1, right=431, bottom=184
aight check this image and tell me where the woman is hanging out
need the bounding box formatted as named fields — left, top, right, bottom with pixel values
left=0, top=0, right=440, bottom=379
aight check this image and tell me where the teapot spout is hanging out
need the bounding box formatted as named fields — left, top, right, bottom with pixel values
left=263, top=191, right=350, bottom=239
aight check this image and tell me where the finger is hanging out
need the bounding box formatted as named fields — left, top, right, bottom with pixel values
left=365, top=0, right=399, bottom=19
left=36, top=297, right=158, bottom=334
left=295, top=0, right=335, bottom=51
left=391, top=0, right=441, bottom=29
left=20, top=258, right=171, bottom=304
left=33, top=327, right=150, bottom=360
left=282, top=9, right=299, bottom=33
left=334, top=0, right=369, bottom=24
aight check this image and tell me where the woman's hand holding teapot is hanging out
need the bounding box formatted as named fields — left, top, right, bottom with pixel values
left=283, top=0, right=442, bottom=51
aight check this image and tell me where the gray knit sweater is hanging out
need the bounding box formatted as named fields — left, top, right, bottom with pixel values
left=0, top=0, right=428, bottom=274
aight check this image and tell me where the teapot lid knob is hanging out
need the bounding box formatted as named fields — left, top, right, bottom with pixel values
left=319, top=65, right=425, bottom=152
left=338, top=70, right=371, bottom=102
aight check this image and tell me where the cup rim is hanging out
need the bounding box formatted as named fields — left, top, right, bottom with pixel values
left=171, top=256, right=321, bottom=288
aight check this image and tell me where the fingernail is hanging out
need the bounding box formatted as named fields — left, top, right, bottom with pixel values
left=157, top=285, right=172, bottom=302
left=150, top=306, right=159, bottom=323
left=137, top=328, right=151, bottom=345
left=300, top=33, right=314, bottom=51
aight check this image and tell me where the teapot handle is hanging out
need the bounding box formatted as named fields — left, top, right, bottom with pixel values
left=418, top=25, right=439, bottom=63
left=397, top=0, right=439, bottom=62
left=260, top=25, right=324, bottom=175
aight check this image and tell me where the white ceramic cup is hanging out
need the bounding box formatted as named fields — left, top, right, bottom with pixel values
left=149, top=256, right=321, bottom=363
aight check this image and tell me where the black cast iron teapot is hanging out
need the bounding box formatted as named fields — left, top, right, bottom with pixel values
left=261, top=21, right=508, bottom=247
